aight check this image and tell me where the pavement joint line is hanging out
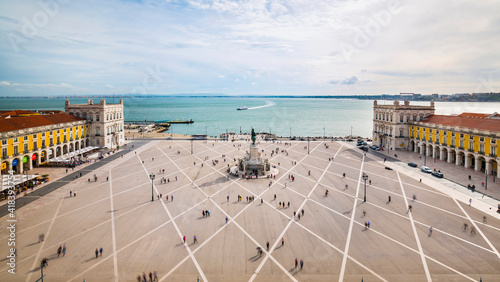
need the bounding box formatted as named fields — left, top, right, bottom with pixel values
left=160, top=142, right=298, bottom=281
left=249, top=142, right=333, bottom=282
left=108, top=169, right=119, bottom=282
left=69, top=167, right=212, bottom=281
left=151, top=142, right=208, bottom=282
left=396, top=169, right=432, bottom=282
left=451, top=197, right=500, bottom=260
left=0, top=200, right=152, bottom=274
left=0, top=181, right=153, bottom=241
left=25, top=197, right=64, bottom=282
left=338, top=153, right=365, bottom=282
left=294, top=220, right=388, bottom=281
left=306, top=195, right=477, bottom=281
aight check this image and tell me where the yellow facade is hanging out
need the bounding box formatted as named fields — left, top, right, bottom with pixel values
left=1, top=125, right=89, bottom=160
left=410, top=125, right=499, bottom=156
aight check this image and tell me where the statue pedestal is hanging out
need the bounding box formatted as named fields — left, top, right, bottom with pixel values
left=249, top=144, right=259, bottom=160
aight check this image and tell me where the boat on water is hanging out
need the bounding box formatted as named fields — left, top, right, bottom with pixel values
left=237, top=106, right=248, bottom=110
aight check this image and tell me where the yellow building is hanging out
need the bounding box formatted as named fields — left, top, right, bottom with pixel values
left=410, top=112, right=499, bottom=179
left=0, top=110, right=89, bottom=175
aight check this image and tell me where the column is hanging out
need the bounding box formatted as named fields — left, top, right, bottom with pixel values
left=433, top=147, right=437, bottom=159
left=455, top=153, right=460, bottom=166
left=474, top=155, right=481, bottom=171
left=485, top=160, right=492, bottom=175
left=427, top=146, right=431, bottom=157
left=447, top=151, right=453, bottom=163
left=464, top=154, right=470, bottom=168
left=440, top=148, right=445, bottom=161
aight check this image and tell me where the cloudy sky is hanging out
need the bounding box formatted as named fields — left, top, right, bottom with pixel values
left=1, top=0, right=499, bottom=96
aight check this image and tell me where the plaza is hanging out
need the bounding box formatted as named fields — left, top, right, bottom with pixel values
left=1, top=139, right=499, bottom=281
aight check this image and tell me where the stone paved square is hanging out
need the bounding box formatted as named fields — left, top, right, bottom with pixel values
left=1, top=140, right=499, bottom=281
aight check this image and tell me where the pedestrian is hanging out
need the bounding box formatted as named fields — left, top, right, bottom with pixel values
left=194, top=235, right=198, bottom=244
left=57, top=245, right=62, bottom=257
left=149, top=272, right=153, bottom=282
left=468, top=175, right=471, bottom=180
left=274, top=194, right=276, bottom=200
left=227, top=195, right=229, bottom=202
left=62, top=244, right=66, bottom=256
left=95, top=248, right=99, bottom=258
left=175, top=176, right=177, bottom=181
left=388, top=195, right=391, bottom=202
left=74, top=191, right=76, bottom=197
left=266, top=241, right=269, bottom=251
left=343, top=172, right=345, bottom=177
left=384, top=157, right=386, bottom=163
left=38, top=233, right=45, bottom=243
left=225, top=216, right=228, bottom=224
left=367, top=220, right=371, bottom=228
left=106, top=176, right=108, bottom=181
left=70, top=191, right=72, bottom=197
left=301, top=209, right=304, bottom=216
left=154, top=271, right=158, bottom=281
left=408, top=205, right=412, bottom=212
left=171, top=195, right=173, bottom=201
left=300, top=259, right=303, bottom=270
left=469, top=198, right=472, bottom=206
left=281, top=237, right=284, bottom=246
left=293, top=211, right=296, bottom=217
left=183, top=235, right=186, bottom=243
left=288, top=202, right=290, bottom=208
left=167, top=195, right=169, bottom=201
left=429, top=226, right=433, bottom=235
left=362, top=210, right=366, bottom=217
left=298, top=213, right=301, bottom=220
left=295, top=258, right=298, bottom=268
left=483, top=216, right=487, bottom=224
left=369, top=180, right=371, bottom=185
left=279, top=202, right=281, bottom=208
left=261, top=199, right=263, bottom=204
left=99, top=247, right=103, bottom=257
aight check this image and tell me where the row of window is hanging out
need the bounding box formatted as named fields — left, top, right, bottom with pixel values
left=72, top=112, right=122, bottom=122
left=375, top=112, right=424, bottom=122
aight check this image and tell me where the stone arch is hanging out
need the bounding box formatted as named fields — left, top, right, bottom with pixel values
left=31, top=153, right=38, bottom=167
left=476, top=155, right=486, bottom=172
left=11, top=158, right=20, bottom=174
left=75, top=141, right=80, bottom=150
left=40, top=150, right=47, bottom=164
left=56, top=146, right=62, bottom=157
left=63, top=144, right=68, bottom=154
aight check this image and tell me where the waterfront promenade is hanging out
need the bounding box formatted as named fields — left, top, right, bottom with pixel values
left=1, top=139, right=499, bottom=281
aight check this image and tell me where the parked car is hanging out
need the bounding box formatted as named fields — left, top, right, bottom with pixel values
left=408, top=162, right=418, bottom=167
left=432, top=171, right=444, bottom=178
left=421, top=166, right=432, bottom=173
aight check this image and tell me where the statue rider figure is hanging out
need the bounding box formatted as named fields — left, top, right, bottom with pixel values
left=251, top=128, right=256, bottom=145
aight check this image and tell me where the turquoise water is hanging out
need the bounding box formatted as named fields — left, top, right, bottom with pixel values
left=1, top=97, right=498, bottom=137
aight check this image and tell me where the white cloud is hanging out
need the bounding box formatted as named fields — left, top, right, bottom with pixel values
left=0, top=0, right=499, bottom=96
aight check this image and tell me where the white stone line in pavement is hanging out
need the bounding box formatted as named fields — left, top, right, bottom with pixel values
left=396, top=170, right=432, bottom=282
left=108, top=169, right=119, bottom=282
left=295, top=220, right=388, bottom=281
left=160, top=142, right=299, bottom=281
left=282, top=163, right=497, bottom=258
left=452, top=197, right=500, bottom=260
left=0, top=200, right=152, bottom=274
left=306, top=194, right=476, bottom=281
left=25, top=197, right=64, bottom=282
left=338, top=153, right=365, bottom=282
left=68, top=185, right=212, bottom=282
left=140, top=143, right=208, bottom=282
left=249, top=142, right=336, bottom=282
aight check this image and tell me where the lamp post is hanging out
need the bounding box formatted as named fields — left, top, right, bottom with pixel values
left=290, top=126, right=291, bottom=139
left=485, top=169, right=488, bottom=190
left=362, top=173, right=368, bottom=202
left=149, top=173, right=155, bottom=201
left=323, top=126, right=325, bottom=141
left=424, top=147, right=427, bottom=166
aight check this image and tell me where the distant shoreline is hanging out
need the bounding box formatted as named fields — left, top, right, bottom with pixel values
left=0, top=94, right=499, bottom=102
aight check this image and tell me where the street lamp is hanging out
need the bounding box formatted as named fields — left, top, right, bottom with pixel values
left=323, top=126, right=325, bottom=141
left=362, top=173, right=368, bottom=202
left=485, top=169, right=488, bottom=190
left=149, top=173, right=155, bottom=201
left=424, top=147, right=427, bottom=166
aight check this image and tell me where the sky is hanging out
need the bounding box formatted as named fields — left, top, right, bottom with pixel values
left=0, top=0, right=499, bottom=96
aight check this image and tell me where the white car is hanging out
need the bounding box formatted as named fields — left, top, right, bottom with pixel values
left=421, top=166, right=432, bottom=173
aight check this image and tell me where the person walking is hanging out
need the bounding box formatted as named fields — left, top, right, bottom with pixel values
left=301, top=209, right=304, bottom=216
left=429, top=226, right=433, bottom=236
left=99, top=247, right=103, bottom=257
left=183, top=236, right=186, bottom=244
left=194, top=235, right=198, bottom=244
left=57, top=246, right=62, bottom=257
left=388, top=196, right=391, bottom=203
left=300, top=259, right=303, bottom=270
left=266, top=241, right=269, bottom=251
left=469, top=198, right=472, bottom=206
left=281, top=237, right=284, bottom=247
left=225, top=216, right=228, bottom=224
left=95, top=248, right=99, bottom=258
left=295, top=258, right=298, bottom=268
left=227, top=195, right=229, bottom=202
left=62, top=244, right=66, bottom=256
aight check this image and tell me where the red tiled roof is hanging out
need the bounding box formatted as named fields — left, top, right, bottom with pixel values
left=420, top=114, right=500, bottom=132
left=458, top=113, right=490, bottom=118
left=0, top=112, right=85, bottom=133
